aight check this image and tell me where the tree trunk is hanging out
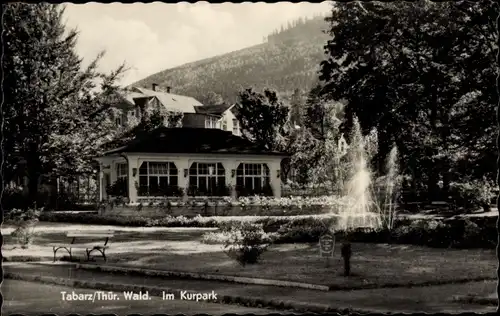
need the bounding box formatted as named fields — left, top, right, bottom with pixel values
left=27, top=170, right=40, bottom=208
left=26, top=148, right=43, bottom=208
left=427, top=76, right=439, bottom=202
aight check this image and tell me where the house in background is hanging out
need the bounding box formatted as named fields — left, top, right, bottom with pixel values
left=111, top=84, right=241, bottom=136
left=193, top=103, right=241, bottom=136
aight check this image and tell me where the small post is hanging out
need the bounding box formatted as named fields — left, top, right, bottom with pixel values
left=319, top=230, right=335, bottom=267
left=341, top=242, right=352, bottom=276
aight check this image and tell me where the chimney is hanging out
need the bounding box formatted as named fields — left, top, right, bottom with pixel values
left=166, top=86, right=171, bottom=93
left=152, top=83, right=158, bottom=91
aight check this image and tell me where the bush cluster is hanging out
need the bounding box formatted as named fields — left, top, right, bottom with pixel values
left=448, top=179, right=496, bottom=211
left=40, top=212, right=218, bottom=228
left=5, top=208, right=42, bottom=248
left=222, top=222, right=274, bottom=266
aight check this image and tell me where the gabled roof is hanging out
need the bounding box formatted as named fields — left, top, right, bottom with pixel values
left=116, top=90, right=145, bottom=106
left=194, top=103, right=234, bottom=115
left=125, top=87, right=203, bottom=113
left=102, top=127, right=288, bottom=157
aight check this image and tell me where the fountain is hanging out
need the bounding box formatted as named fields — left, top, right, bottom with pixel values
left=332, top=118, right=385, bottom=233
left=325, top=117, right=400, bottom=276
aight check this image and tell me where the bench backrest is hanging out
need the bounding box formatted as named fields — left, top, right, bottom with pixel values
left=66, top=230, right=115, bottom=238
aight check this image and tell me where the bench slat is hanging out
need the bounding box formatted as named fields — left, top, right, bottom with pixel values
left=66, top=233, right=114, bottom=238
left=66, top=230, right=114, bottom=234
left=52, top=245, right=110, bottom=249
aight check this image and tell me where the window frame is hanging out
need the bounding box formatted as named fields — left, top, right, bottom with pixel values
left=236, top=163, right=271, bottom=196
left=205, top=116, right=219, bottom=129
left=138, top=161, right=179, bottom=196
left=232, top=119, right=239, bottom=135
left=188, top=162, right=226, bottom=196
left=116, top=163, right=128, bottom=180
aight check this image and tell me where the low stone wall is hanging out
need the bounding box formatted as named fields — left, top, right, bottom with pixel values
left=100, top=203, right=333, bottom=217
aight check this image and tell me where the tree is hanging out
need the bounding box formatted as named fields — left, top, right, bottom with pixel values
left=286, top=126, right=321, bottom=184
left=199, top=91, right=224, bottom=105
left=235, top=88, right=289, bottom=151
left=3, top=3, right=127, bottom=206
left=289, top=88, right=305, bottom=126
left=318, top=1, right=498, bottom=200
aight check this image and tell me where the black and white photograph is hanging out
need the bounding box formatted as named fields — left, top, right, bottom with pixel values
left=2, top=1, right=499, bottom=314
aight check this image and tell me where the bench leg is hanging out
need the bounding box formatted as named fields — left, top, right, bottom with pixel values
left=86, top=248, right=107, bottom=262
left=53, top=247, right=72, bottom=262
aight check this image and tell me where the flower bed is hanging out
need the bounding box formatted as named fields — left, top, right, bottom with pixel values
left=98, top=195, right=363, bottom=217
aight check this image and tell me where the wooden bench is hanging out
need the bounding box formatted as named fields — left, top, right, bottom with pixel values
left=53, top=230, right=114, bottom=262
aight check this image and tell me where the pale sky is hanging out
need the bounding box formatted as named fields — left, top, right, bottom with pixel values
left=63, top=2, right=332, bottom=86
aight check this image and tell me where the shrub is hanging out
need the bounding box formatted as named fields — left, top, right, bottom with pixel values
left=201, top=230, right=234, bottom=244
left=448, top=178, right=496, bottom=212
left=38, top=210, right=496, bottom=249
left=11, top=226, right=38, bottom=249
left=273, top=217, right=336, bottom=244
left=223, top=222, right=274, bottom=266
left=106, top=178, right=128, bottom=197
left=3, top=185, right=30, bottom=210
left=5, top=208, right=41, bottom=248
left=39, top=212, right=219, bottom=228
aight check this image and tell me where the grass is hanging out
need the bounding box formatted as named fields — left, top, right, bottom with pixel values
left=2, top=222, right=496, bottom=289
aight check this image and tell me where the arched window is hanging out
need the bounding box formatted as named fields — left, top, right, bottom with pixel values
left=138, top=162, right=178, bottom=196
left=236, top=163, right=271, bottom=196
left=188, top=162, right=226, bottom=196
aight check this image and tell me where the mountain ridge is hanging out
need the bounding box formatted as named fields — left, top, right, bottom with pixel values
left=131, top=16, right=331, bottom=104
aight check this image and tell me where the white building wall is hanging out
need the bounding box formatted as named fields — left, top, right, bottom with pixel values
left=219, top=108, right=241, bottom=136
left=96, top=153, right=285, bottom=201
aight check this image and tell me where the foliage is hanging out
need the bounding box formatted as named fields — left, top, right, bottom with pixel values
left=275, top=217, right=335, bottom=243
left=281, top=181, right=333, bottom=197
left=308, top=102, right=347, bottom=191
left=5, top=208, right=42, bottom=227
left=318, top=1, right=498, bottom=199
left=2, top=185, right=30, bottom=211
left=447, top=178, right=496, bottom=211
left=138, top=184, right=185, bottom=198
left=38, top=210, right=496, bottom=249
left=223, top=222, right=274, bottom=266
left=186, top=184, right=229, bottom=197
left=106, top=178, right=128, bottom=197
left=200, top=230, right=235, bottom=245
left=133, top=16, right=330, bottom=103
left=274, top=216, right=496, bottom=249
left=3, top=3, right=127, bottom=206
left=235, top=184, right=274, bottom=198
left=289, top=88, right=305, bottom=126
left=198, top=91, right=225, bottom=105
left=5, top=208, right=42, bottom=248
left=40, top=212, right=219, bottom=227
left=286, top=125, right=322, bottom=184
left=235, top=88, right=290, bottom=151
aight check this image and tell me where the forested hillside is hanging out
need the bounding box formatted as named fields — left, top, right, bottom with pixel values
left=131, top=16, right=330, bottom=103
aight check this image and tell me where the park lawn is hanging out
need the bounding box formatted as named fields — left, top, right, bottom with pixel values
left=107, top=242, right=496, bottom=289
left=3, top=222, right=496, bottom=289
